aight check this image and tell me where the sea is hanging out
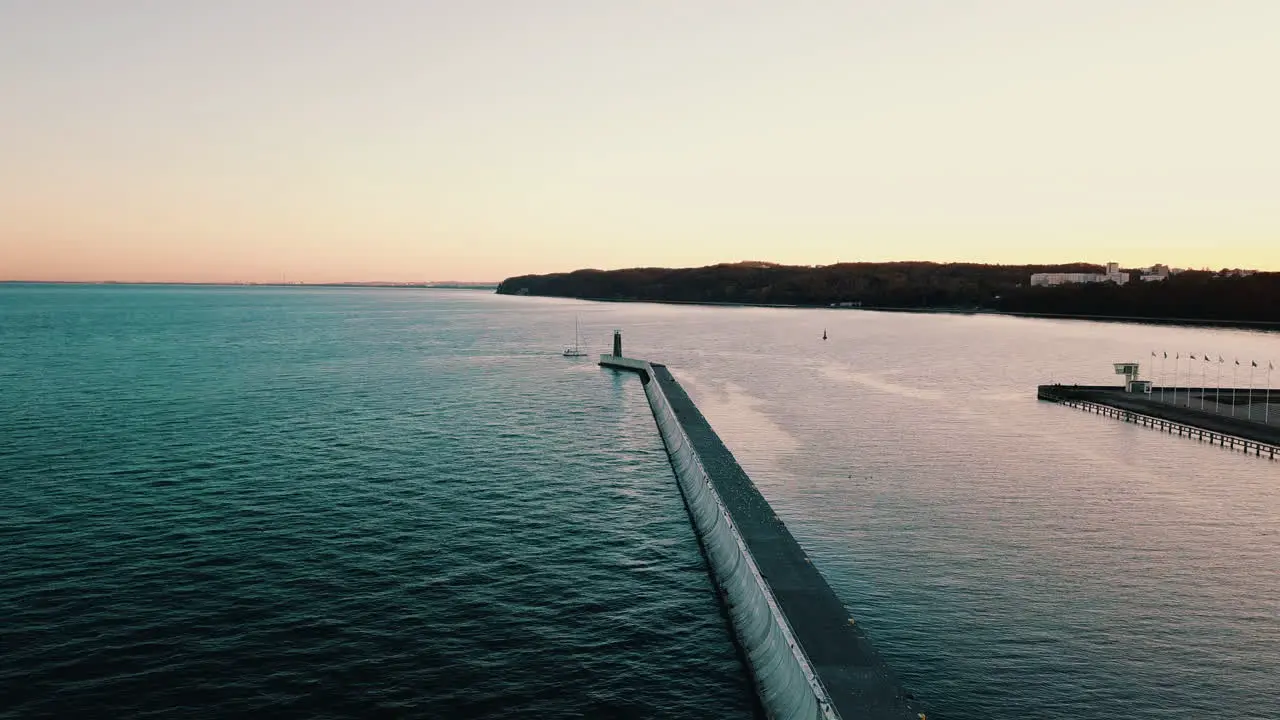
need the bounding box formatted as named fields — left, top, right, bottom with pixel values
left=1, top=284, right=1277, bottom=719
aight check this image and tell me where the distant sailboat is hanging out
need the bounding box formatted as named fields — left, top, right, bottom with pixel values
left=563, top=317, right=588, bottom=357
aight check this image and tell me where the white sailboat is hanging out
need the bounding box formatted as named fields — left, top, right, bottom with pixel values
left=563, top=317, right=588, bottom=357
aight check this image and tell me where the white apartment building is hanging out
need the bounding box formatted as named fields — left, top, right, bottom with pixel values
left=1140, top=264, right=1171, bottom=282
left=1030, top=262, right=1130, bottom=287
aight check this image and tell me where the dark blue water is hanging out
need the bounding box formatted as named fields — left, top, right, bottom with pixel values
left=4, top=285, right=1279, bottom=719
left=0, top=285, right=754, bottom=718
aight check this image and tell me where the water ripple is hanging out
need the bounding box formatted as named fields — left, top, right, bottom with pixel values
left=0, top=286, right=755, bottom=719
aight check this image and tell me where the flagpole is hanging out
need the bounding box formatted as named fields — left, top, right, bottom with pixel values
left=1160, top=353, right=1167, bottom=403
left=1232, top=361, right=1238, bottom=417
left=1173, top=352, right=1178, bottom=404
left=1173, top=354, right=1179, bottom=407
left=1267, top=363, right=1273, bottom=425
left=1215, top=357, right=1222, bottom=415
left=1186, top=355, right=1193, bottom=408
left=1186, top=355, right=1194, bottom=408
left=1248, top=363, right=1256, bottom=421
left=1192, top=353, right=1203, bottom=409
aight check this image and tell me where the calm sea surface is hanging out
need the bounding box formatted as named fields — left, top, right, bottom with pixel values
left=2, top=285, right=1278, bottom=719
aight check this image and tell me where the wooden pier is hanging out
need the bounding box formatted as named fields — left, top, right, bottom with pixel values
left=1039, top=385, right=1279, bottom=460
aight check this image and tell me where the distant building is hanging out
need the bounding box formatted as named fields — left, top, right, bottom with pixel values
left=1030, top=261, right=1129, bottom=287
left=1140, top=264, right=1170, bottom=282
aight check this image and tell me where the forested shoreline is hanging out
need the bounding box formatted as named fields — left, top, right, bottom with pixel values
left=496, top=262, right=1280, bottom=325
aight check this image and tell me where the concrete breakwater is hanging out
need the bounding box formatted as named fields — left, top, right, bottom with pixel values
left=603, top=354, right=920, bottom=720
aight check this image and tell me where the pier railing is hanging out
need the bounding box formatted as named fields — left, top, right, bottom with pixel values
left=1039, top=385, right=1278, bottom=460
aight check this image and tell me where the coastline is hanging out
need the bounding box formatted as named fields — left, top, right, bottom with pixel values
left=509, top=294, right=1280, bottom=331
left=9, top=281, right=1275, bottom=330
left=0, top=281, right=498, bottom=290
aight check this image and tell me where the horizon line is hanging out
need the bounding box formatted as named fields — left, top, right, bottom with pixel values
left=4, top=258, right=1274, bottom=286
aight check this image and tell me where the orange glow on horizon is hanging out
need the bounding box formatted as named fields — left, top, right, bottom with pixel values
left=3, top=2, right=1278, bottom=283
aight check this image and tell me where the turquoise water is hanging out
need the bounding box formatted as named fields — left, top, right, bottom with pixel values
left=0, top=285, right=753, bottom=718
left=3, top=284, right=1279, bottom=719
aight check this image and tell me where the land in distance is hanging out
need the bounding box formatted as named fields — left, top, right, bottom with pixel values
left=496, top=262, right=1280, bottom=328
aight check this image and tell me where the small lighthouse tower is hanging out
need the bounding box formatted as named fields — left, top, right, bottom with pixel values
left=612, top=330, right=623, bottom=358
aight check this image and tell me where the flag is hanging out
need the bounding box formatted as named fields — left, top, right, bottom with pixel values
left=1253, top=360, right=1258, bottom=367
left=1177, top=353, right=1181, bottom=359
left=1219, top=355, right=1224, bottom=363
left=1191, top=354, right=1197, bottom=360
left=1204, top=354, right=1210, bottom=362
left=1164, top=351, right=1168, bottom=359
left=1236, top=359, right=1241, bottom=365
left=1151, top=351, right=1157, bottom=357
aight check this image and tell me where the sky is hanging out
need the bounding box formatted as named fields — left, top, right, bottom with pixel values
left=2, top=1, right=1277, bottom=283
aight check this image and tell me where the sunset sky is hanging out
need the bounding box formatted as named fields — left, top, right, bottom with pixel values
left=2, top=1, right=1277, bottom=283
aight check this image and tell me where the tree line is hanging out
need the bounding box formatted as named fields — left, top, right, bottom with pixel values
left=496, top=262, right=1280, bottom=324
